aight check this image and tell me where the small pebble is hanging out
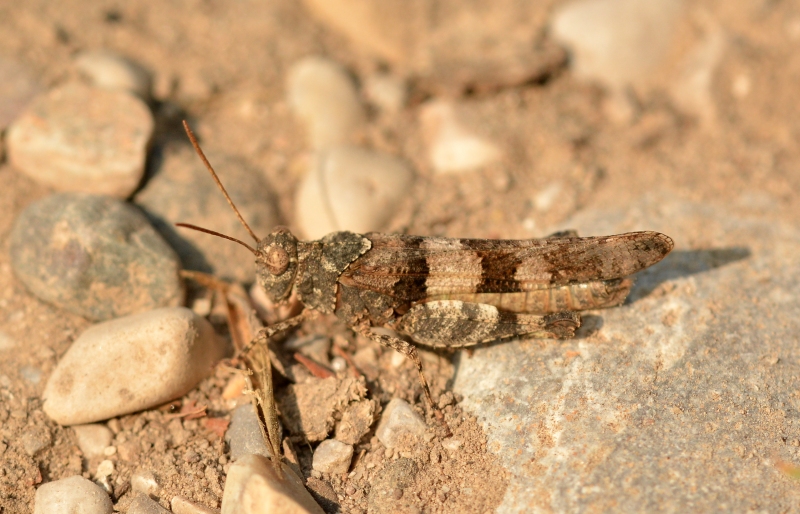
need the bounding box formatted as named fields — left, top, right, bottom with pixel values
left=171, top=495, right=219, bottom=514
left=442, top=438, right=463, bottom=452
left=34, top=476, right=113, bottom=514
left=0, top=331, right=16, bottom=351
left=96, top=459, right=114, bottom=479
left=21, top=427, right=52, bottom=456
left=9, top=193, right=183, bottom=321
left=130, top=469, right=160, bottom=497
left=335, top=400, right=377, bottom=445
left=20, top=365, right=42, bottom=384
left=286, top=56, right=364, bottom=149
left=419, top=100, right=501, bottom=175
left=221, top=454, right=324, bottom=514
left=73, top=424, right=113, bottom=459
left=74, top=50, right=152, bottom=99
left=6, top=83, right=154, bottom=197
left=295, top=145, right=414, bottom=239
left=225, top=403, right=271, bottom=461
left=375, top=398, right=426, bottom=449
left=136, top=145, right=278, bottom=282
left=363, top=73, right=406, bottom=114
left=312, top=439, right=354, bottom=474
left=330, top=357, right=347, bottom=372
left=43, top=307, right=224, bottom=425
left=0, top=57, right=41, bottom=130
left=128, top=494, right=170, bottom=514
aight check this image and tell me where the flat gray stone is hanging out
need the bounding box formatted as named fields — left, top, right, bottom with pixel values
left=454, top=198, right=800, bottom=512
left=226, top=403, right=272, bottom=461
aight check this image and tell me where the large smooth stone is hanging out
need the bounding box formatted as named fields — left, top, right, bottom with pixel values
left=34, top=476, right=113, bottom=514
left=43, top=307, right=225, bottom=425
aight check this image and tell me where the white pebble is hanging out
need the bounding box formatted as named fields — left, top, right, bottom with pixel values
left=312, top=439, right=354, bottom=474
left=419, top=100, right=500, bottom=175
left=128, top=494, right=170, bottom=514
left=171, top=496, right=219, bottom=514
left=6, top=83, right=154, bottom=197
left=364, top=73, right=406, bottom=114
left=73, top=424, right=113, bottom=459
left=287, top=56, right=364, bottom=149
left=221, top=454, right=324, bottom=514
left=550, top=0, right=683, bottom=88
left=131, top=469, right=160, bottom=497
left=375, top=398, right=427, bottom=449
left=34, top=476, right=112, bottom=514
left=295, top=145, right=414, bottom=239
left=43, top=307, right=225, bottom=425
left=442, top=438, right=463, bottom=452
left=74, top=50, right=152, bottom=99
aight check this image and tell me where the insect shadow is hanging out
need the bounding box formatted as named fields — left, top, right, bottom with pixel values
left=625, top=246, right=752, bottom=304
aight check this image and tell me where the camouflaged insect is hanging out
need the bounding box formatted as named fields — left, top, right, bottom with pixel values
left=178, top=122, right=674, bottom=410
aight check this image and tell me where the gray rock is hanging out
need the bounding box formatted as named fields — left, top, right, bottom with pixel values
left=6, top=82, right=154, bottom=197
left=34, top=476, right=113, bottom=514
left=375, top=398, right=426, bottom=449
left=295, top=145, right=414, bottom=239
left=43, top=307, right=225, bottom=425
left=221, top=454, right=324, bottom=514
left=226, top=403, right=272, bottom=461
left=136, top=145, right=278, bottom=282
left=312, top=439, right=354, bottom=474
left=454, top=198, right=800, bottom=512
left=128, top=494, right=169, bottom=514
left=73, top=424, right=113, bottom=459
left=9, top=193, right=183, bottom=321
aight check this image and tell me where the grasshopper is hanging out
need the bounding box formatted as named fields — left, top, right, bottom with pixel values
left=177, top=121, right=673, bottom=412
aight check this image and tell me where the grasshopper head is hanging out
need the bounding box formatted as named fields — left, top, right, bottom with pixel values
left=255, top=227, right=299, bottom=303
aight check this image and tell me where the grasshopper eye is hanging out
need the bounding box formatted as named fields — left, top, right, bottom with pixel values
left=265, top=245, right=289, bottom=275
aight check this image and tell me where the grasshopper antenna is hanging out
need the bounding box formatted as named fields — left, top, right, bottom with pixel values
left=175, top=223, right=258, bottom=256
left=181, top=120, right=261, bottom=244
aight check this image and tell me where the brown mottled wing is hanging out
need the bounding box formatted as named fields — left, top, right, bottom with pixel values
left=340, top=231, right=673, bottom=304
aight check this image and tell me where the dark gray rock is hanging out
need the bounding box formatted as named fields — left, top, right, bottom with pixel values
left=136, top=144, right=278, bottom=282
left=9, top=193, right=183, bottom=321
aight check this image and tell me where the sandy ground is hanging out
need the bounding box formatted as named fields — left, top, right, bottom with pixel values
left=1, top=0, right=799, bottom=513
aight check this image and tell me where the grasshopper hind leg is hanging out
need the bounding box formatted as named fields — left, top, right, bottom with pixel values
left=396, top=300, right=581, bottom=348
left=355, top=324, right=443, bottom=422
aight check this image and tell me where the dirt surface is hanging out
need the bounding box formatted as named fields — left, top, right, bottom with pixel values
left=1, top=1, right=799, bottom=513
